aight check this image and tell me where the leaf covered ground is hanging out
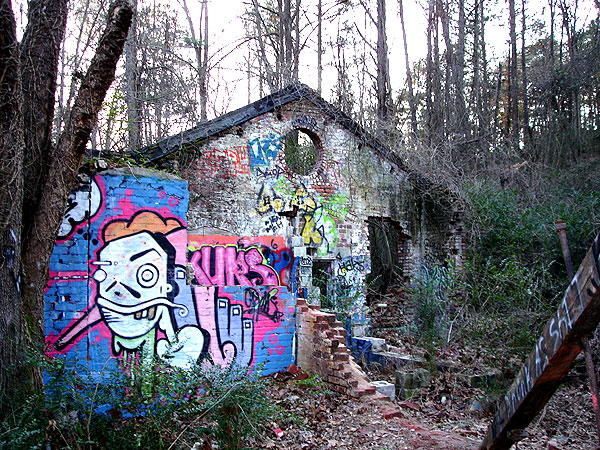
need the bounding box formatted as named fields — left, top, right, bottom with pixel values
left=251, top=344, right=598, bottom=450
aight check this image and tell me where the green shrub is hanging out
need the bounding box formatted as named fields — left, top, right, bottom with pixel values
left=410, top=262, right=456, bottom=344
left=1, top=356, right=276, bottom=450
left=459, top=167, right=600, bottom=361
left=461, top=256, right=556, bottom=314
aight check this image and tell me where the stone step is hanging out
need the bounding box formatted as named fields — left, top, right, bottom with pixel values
left=372, top=351, right=427, bottom=369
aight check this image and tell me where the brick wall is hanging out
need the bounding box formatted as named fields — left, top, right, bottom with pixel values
left=296, top=298, right=381, bottom=398
left=44, top=98, right=464, bottom=391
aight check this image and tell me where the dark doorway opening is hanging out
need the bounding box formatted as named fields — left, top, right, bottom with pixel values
left=366, top=217, right=409, bottom=305
left=312, top=259, right=332, bottom=309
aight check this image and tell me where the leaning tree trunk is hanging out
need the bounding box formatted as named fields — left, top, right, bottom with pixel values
left=20, top=0, right=133, bottom=374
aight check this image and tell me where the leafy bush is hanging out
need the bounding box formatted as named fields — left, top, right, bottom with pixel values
left=410, top=262, right=456, bottom=344
left=1, top=356, right=276, bottom=450
left=458, top=164, right=600, bottom=360
left=461, top=257, right=556, bottom=313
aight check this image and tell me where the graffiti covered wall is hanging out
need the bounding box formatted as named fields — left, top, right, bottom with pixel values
left=45, top=171, right=295, bottom=376
left=182, top=102, right=444, bottom=333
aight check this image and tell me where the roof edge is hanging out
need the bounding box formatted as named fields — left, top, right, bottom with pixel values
left=132, top=82, right=408, bottom=174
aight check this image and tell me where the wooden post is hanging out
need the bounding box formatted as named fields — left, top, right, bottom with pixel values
left=555, top=220, right=575, bottom=280
left=581, top=335, right=600, bottom=443
left=479, top=233, right=600, bottom=450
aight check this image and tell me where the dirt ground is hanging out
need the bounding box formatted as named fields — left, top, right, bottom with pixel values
left=253, top=348, right=598, bottom=450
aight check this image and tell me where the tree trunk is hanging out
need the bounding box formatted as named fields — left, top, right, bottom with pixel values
left=426, top=0, right=442, bottom=145
left=293, top=0, right=300, bottom=80
left=521, top=0, right=531, bottom=151
left=201, top=0, right=209, bottom=120
left=250, top=0, right=278, bottom=92
left=20, top=0, right=68, bottom=237
left=398, top=0, right=418, bottom=138
left=425, top=0, right=434, bottom=145
left=0, top=0, right=25, bottom=406
left=480, top=0, right=490, bottom=144
left=454, top=0, right=468, bottom=140
left=20, top=0, right=133, bottom=363
left=472, top=0, right=481, bottom=135
left=508, top=0, right=519, bottom=144
left=317, top=0, right=322, bottom=94
left=182, top=0, right=209, bottom=122
left=125, top=0, right=141, bottom=149
left=494, top=63, right=503, bottom=131
left=549, top=0, right=555, bottom=64
left=376, top=0, right=391, bottom=131
left=439, top=0, right=453, bottom=134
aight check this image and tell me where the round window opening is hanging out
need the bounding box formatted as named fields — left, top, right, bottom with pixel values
left=284, top=129, right=320, bottom=175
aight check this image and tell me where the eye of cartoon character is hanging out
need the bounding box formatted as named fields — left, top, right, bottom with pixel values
left=137, top=263, right=159, bottom=288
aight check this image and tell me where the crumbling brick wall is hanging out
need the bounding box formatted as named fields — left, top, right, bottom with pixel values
left=295, top=298, right=378, bottom=398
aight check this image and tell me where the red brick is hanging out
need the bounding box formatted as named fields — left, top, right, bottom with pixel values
left=333, top=353, right=349, bottom=362
left=336, top=344, right=348, bottom=353
left=332, top=385, right=349, bottom=394
left=350, top=388, right=374, bottom=398
left=327, top=376, right=344, bottom=385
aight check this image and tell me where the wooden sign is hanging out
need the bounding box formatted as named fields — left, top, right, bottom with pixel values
left=480, top=233, right=600, bottom=450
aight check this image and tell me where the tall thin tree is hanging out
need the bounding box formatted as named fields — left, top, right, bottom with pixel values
left=398, top=0, right=418, bottom=137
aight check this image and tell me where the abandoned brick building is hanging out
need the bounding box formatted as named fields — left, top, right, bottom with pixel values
left=44, top=83, right=463, bottom=384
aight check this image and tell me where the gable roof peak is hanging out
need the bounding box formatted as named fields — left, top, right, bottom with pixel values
left=132, top=82, right=406, bottom=174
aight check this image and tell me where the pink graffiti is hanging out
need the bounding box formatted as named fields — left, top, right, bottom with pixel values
left=117, top=196, right=136, bottom=218
left=189, top=245, right=279, bottom=286
left=193, top=286, right=285, bottom=367
left=267, top=345, right=285, bottom=356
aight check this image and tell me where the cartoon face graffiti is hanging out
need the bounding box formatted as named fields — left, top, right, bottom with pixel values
left=92, top=232, right=181, bottom=341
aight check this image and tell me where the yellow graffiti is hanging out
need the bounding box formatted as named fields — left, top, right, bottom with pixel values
left=256, top=182, right=339, bottom=254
